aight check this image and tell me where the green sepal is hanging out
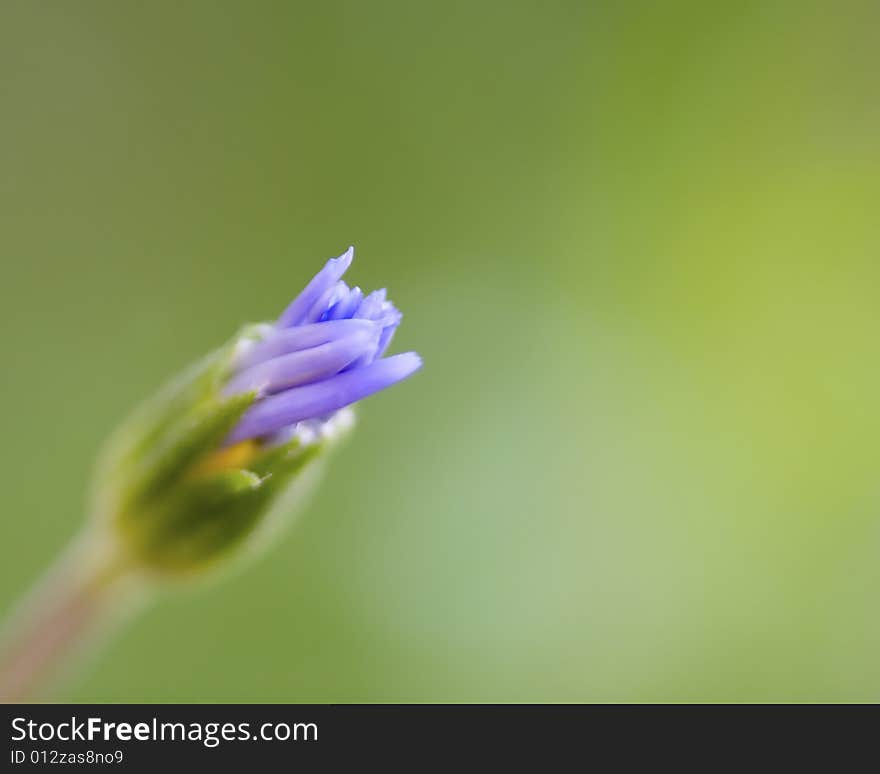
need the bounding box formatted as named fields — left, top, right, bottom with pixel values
left=123, top=390, right=256, bottom=508
left=121, top=468, right=264, bottom=571
left=90, top=324, right=347, bottom=578
left=117, top=441, right=326, bottom=574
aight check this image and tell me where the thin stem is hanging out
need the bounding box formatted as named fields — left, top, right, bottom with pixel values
left=0, top=531, right=140, bottom=703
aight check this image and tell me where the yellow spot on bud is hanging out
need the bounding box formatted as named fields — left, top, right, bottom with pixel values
left=189, top=440, right=260, bottom=478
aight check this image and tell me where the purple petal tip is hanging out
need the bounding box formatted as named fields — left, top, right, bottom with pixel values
left=226, top=248, right=420, bottom=445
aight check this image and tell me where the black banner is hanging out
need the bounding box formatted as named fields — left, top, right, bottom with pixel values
left=1, top=703, right=868, bottom=768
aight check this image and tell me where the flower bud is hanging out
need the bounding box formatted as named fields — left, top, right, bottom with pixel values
left=90, top=248, right=421, bottom=577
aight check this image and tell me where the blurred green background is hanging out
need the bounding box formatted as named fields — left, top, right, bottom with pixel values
left=2, top=0, right=879, bottom=702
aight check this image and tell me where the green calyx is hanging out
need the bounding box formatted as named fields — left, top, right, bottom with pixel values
left=90, top=326, right=343, bottom=578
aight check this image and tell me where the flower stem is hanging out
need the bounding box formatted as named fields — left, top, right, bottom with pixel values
left=0, top=531, right=140, bottom=703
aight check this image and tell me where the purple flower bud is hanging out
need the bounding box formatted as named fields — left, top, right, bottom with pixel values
left=276, top=246, right=354, bottom=327
left=226, top=353, right=422, bottom=445
left=234, top=319, right=379, bottom=372
left=226, top=248, right=421, bottom=444
left=327, top=285, right=363, bottom=321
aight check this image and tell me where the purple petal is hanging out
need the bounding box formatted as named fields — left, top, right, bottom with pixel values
left=376, top=318, right=400, bottom=359
left=321, top=282, right=350, bottom=321
left=344, top=294, right=401, bottom=369
left=328, top=286, right=364, bottom=320
left=226, top=352, right=423, bottom=444
left=276, top=247, right=354, bottom=327
left=353, top=289, right=386, bottom=321
left=235, top=319, right=378, bottom=372
left=225, top=325, right=381, bottom=396
left=302, top=280, right=348, bottom=324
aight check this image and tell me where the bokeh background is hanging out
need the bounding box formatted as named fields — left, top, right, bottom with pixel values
left=2, top=0, right=879, bottom=702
